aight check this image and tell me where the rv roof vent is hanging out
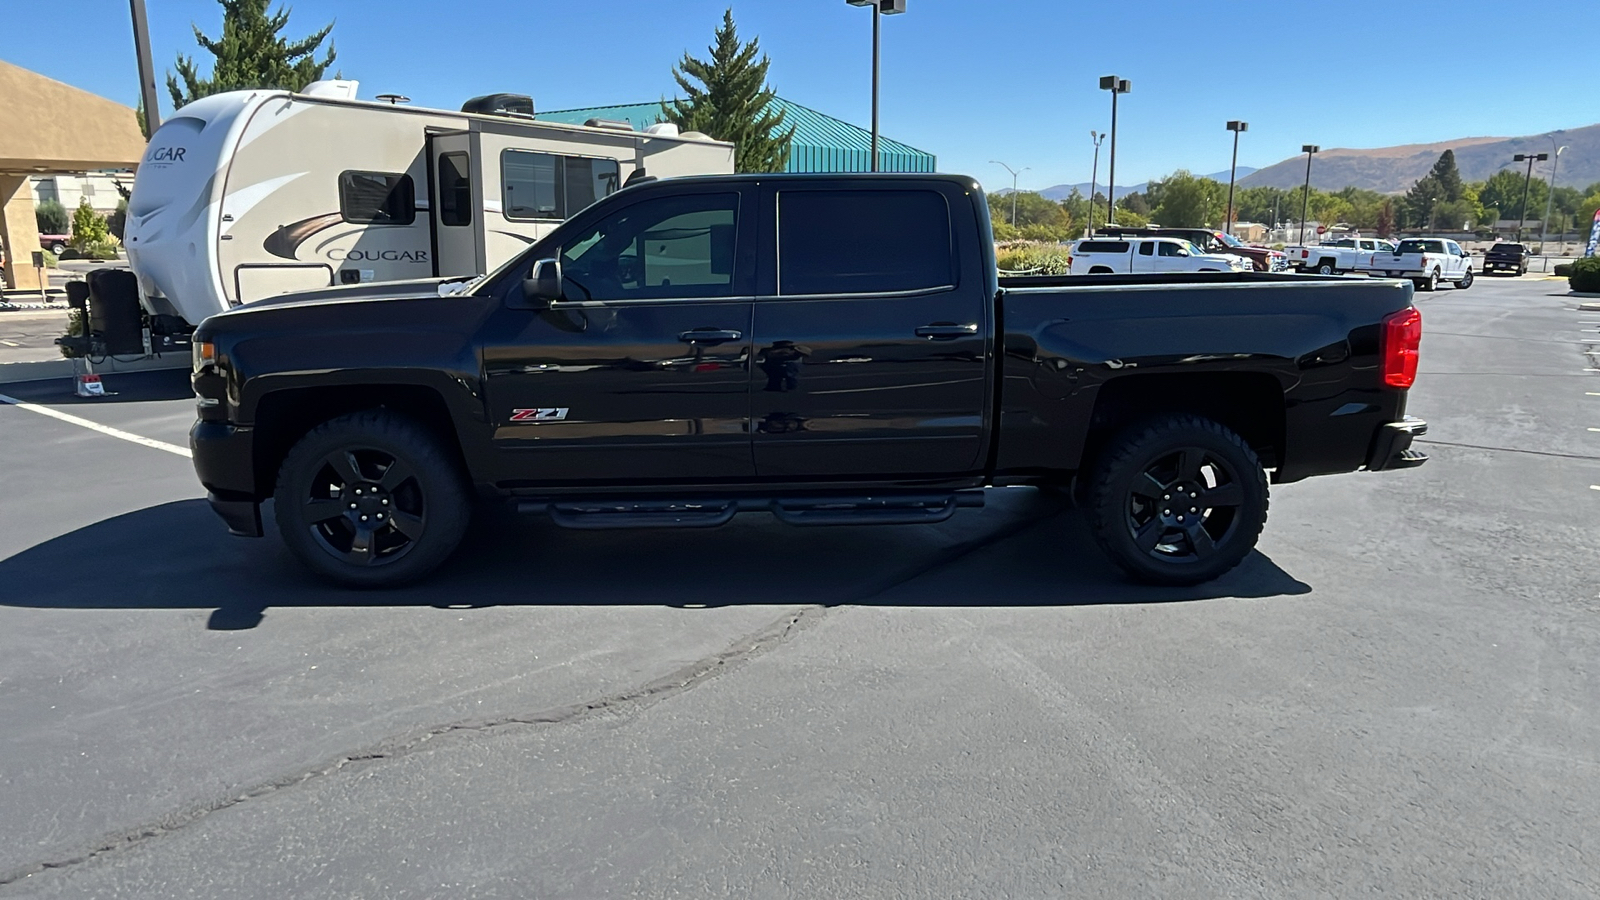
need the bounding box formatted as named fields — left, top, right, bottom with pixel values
left=644, top=122, right=680, bottom=137
left=301, top=79, right=360, bottom=100
left=585, top=118, right=634, bottom=132
left=461, top=93, right=535, bottom=117
left=681, top=131, right=712, bottom=141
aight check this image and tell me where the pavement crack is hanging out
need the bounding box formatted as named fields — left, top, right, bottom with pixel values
left=1416, top=439, right=1600, bottom=462
left=0, top=603, right=829, bottom=890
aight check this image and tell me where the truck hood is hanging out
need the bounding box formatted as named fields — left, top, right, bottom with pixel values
left=241, top=277, right=477, bottom=309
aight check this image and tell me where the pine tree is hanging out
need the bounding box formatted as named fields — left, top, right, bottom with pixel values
left=69, top=199, right=110, bottom=252
left=1426, top=150, right=1464, bottom=203
left=167, top=0, right=337, bottom=111
left=662, top=9, right=794, bottom=174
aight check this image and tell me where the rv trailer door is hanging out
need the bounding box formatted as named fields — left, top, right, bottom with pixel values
left=428, top=131, right=482, bottom=277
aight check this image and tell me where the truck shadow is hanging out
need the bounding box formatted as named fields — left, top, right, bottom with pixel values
left=0, top=497, right=1310, bottom=631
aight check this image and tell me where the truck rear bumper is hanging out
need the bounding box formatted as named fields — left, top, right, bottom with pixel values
left=1366, top=415, right=1428, bottom=471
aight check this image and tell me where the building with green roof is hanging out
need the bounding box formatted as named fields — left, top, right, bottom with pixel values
left=538, top=97, right=935, bottom=174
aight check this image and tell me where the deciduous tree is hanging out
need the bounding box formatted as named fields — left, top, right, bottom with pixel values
left=663, top=9, right=794, bottom=174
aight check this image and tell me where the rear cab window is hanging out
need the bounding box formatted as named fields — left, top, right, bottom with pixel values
left=1076, top=240, right=1130, bottom=254
left=777, top=189, right=954, bottom=295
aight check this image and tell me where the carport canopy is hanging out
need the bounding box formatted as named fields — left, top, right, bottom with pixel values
left=0, top=59, right=146, bottom=291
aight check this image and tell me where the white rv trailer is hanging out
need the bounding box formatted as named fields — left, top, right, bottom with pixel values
left=125, top=81, right=734, bottom=329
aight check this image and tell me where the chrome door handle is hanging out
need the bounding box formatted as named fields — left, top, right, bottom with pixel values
left=915, top=323, right=979, bottom=340
left=678, top=328, right=743, bottom=344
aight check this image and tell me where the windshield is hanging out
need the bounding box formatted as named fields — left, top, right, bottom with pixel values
left=1214, top=231, right=1246, bottom=248
left=1181, top=240, right=1207, bottom=256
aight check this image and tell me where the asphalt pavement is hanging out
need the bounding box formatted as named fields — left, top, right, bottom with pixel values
left=0, top=275, right=1596, bottom=898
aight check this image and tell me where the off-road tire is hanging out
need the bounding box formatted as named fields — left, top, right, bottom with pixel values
left=1088, top=415, right=1268, bottom=586
left=273, top=410, right=471, bottom=588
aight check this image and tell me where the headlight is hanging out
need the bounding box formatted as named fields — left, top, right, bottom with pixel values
left=192, top=340, right=216, bottom=372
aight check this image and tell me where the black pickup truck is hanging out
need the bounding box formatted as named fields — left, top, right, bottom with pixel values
left=189, top=173, right=1427, bottom=588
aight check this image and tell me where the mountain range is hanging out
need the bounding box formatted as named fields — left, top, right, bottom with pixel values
left=1239, top=125, right=1598, bottom=194
left=1032, top=168, right=1257, bottom=201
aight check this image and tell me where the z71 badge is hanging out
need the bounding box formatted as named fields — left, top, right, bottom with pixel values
left=510, top=408, right=569, bottom=422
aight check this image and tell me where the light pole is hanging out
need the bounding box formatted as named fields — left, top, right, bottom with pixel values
left=845, top=0, right=907, bottom=172
left=990, top=160, right=1028, bottom=227
left=1087, top=131, right=1104, bottom=236
left=1513, top=152, right=1549, bottom=243
left=1224, top=121, right=1248, bottom=236
left=1298, top=144, right=1319, bottom=245
left=1099, top=75, right=1131, bottom=226
left=1539, top=139, right=1567, bottom=266
left=129, top=0, right=161, bottom=131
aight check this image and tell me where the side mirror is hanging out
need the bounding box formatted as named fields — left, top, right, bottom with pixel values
left=1176, top=249, right=1190, bottom=257
left=520, top=258, right=563, bottom=308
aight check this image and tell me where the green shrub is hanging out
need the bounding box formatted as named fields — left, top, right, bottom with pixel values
left=35, top=199, right=70, bottom=234
left=1569, top=257, right=1600, bottom=293
left=41, top=250, right=59, bottom=268
left=1554, top=263, right=1573, bottom=277
left=69, top=199, right=109, bottom=251
left=107, top=199, right=128, bottom=241
left=997, top=243, right=1072, bottom=275
left=84, top=239, right=122, bottom=261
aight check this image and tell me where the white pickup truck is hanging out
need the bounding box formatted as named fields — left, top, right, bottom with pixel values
left=1355, top=237, right=1474, bottom=291
left=1069, top=236, right=1252, bottom=275
left=1283, top=237, right=1397, bottom=275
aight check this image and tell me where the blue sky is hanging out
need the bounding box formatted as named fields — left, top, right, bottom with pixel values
left=6, top=0, right=1595, bottom=192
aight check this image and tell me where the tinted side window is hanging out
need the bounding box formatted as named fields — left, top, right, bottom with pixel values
left=339, top=171, right=415, bottom=225
left=1158, top=241, right=1182, bottom=257
left=438, top=153, right=471, bottom=227
left=778, top=190, right=953, bottom=295
left=1139, top=242, right=1155, bottom=256
left=559, top=192, right=738, bottom=301
left=1076, top=241, right=1129, bottom=254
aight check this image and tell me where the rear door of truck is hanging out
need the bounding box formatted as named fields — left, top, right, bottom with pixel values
left=747, top=181, right=992, bottom=478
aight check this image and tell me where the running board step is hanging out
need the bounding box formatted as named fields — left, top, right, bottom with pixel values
left=519, top=491, right=985, bottom=530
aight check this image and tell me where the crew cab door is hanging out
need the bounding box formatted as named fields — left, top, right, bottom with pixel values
left=479, top=187, right=758, bottom=481
left=747, top=183, right=991, bottom=479
left=1133, top=240, right=1159, bottom=273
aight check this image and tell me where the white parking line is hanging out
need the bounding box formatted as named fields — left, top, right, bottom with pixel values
left=0, top=393, right=191, bottom=458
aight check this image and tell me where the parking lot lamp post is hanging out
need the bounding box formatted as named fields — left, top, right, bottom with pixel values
left=130, top=0, right=161, bottom=132
left=1298, top=145, right=1319, bottom=245
left=1539, top=142, right=1567, bottom=265
left=845, top=0, right=907, bottom=172
left=1513, top=152, right=1549, bottom=243
left=1087, top=131, right=1104, bottom=236
left=1099, top=76, right=1131, bottom=226
left=990, top=160, right=1028, bottom=227
left=1225, top=121, right=1248, bottom=236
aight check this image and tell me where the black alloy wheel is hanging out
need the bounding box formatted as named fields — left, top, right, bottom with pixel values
left=301, top=448, right=426, bottom=567
left=274, top=411, right=471, bottom=587
left=1089, top=415, right=1268, bottom=585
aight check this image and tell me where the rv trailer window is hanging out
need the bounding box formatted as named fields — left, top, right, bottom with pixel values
left=503, top=150, right=622, bottom=221
left=438, top=153, right=472, bottom=227
left=338, top=171, right=416, bottom=225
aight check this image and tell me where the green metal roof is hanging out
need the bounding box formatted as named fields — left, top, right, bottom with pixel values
left=537, top=96, right=936, bottom=174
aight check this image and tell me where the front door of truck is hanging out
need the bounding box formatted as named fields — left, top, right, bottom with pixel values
left=480, top=187, right=757, bottom=482
left=427, top=131, right=481, bottom=278
left=747, top=184, right=991, bottom=479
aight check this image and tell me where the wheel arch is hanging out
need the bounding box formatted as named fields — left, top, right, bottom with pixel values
left=1078, top=371, right=1286, bottom=477
left=250, top=382, right=470, bottom=498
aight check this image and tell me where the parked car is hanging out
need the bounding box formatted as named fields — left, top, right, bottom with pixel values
left=1069, top=236, right=1253, bottom=275
left=188, top=173, right=1428, bottom=589
left=38, top=234, right=69, bottom=255
left=1283, top=237, right=1398, bottom=275
left=1356, top=237, right=1474, bottom=291
left=1097, top=225, right=1287, bottom=272
left=1482, top=242, right=1530, bottom=276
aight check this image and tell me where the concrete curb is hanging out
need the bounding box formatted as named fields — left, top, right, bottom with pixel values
left=0, top=355, right=189, bottom=387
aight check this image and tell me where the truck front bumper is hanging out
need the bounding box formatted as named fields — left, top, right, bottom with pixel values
left=1366, top=415, right=1429, bottom=471
left=190, top=419, right=263, bottom=536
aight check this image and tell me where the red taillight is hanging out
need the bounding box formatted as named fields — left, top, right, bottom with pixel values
left=1381, top=307, right=1421, bottom=389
